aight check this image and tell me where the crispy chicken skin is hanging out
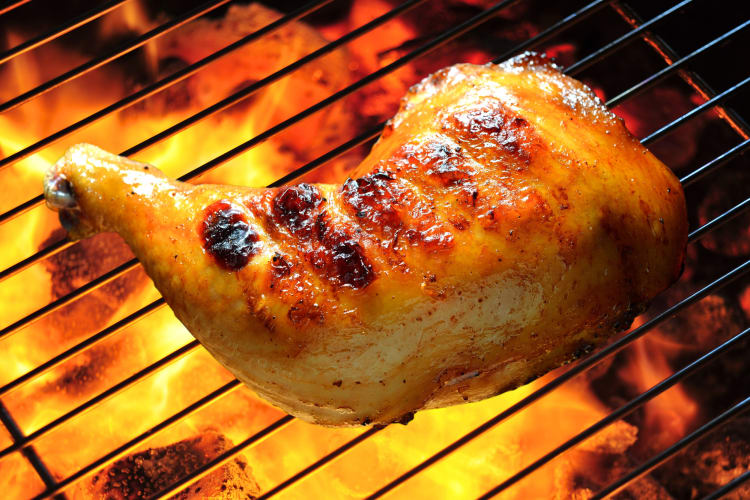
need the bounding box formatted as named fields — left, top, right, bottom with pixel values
left=43, top=53, right=687, bottom=426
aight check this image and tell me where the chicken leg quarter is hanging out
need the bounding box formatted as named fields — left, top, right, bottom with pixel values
left=43, top=53, right=687, bottom=426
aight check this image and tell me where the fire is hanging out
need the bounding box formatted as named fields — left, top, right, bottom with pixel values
left=619, top=334, right=698, bottom=452
left=0, top=2, right=723, bottom=499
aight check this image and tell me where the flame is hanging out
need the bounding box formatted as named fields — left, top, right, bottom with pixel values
left=242, top=375, right=638, bottom=499
left=619, top=332, right=699, bottom=453
left=98, top=1, right=160, bottom=78
left=0, top=451, right=46, bottom=498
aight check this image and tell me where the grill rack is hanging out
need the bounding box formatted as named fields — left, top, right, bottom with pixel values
left=0, top=0, right=747, bottom=498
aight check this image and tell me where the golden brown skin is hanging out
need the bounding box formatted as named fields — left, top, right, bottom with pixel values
left=43, top=53, right=687, bottom=426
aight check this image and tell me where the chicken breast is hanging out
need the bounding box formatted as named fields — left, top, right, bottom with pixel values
left=43, top=53, right=687, bottom=426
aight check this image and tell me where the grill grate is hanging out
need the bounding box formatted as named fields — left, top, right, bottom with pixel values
left=0, top=0, right=748, bottom=498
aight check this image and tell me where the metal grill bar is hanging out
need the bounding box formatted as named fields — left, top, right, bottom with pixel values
left=641, top=75, right=750, bottom=145
left=592, top=396, right=750, bottom=499
left=0, top=0, right=130, bottom=66
left=0, top=259, right=136, bottom=340
left=0, top=298, right=164, bottom=399
left=613, top=1, right=750, bottom=139
left=364, top=260, right=750, bottom=499
left=0, top=237, right=70, bottom=282
left=257, top=427, right=384, bottom=499
left=606, top=19, right=750, bottom=108
left=0, top=0, right=32, bottom=17
left=478, top=327, right=750, bottom=498
left=0, top=338, right=200, bottom=461
left=120, top=0, right=427, bottom=159
left=0, top=0, right=234, bottom=114
left=0, top=400, right=57, bottom=491
left=702, top=469, right=750, bottom=500
left=148, top=416, right=296, bottom=500
left=681, top=138, right=750, bottom=188
left=488, top=0, right=615, bottom=65
left=0, top=0, right=334, bottom=171
left=34, top=379, right=244, bottom=499
left=0, top=193, right=41, bottom=225
left=688, top=198, right=750, bottom=242
left=269, top=121, right=384, bottom=188
left=555, top=0, right=693, bottom=74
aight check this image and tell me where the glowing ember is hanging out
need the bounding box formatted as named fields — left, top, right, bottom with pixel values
left=74, top=430, right=260, bottom=499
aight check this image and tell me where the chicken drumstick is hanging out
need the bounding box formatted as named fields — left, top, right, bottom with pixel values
left=43, top=53, right=687, bottom=426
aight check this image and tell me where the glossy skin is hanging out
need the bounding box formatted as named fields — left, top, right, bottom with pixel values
left=43, top=53, right=687, bottom=426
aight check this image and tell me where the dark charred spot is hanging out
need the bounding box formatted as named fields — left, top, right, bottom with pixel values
left=422, top=141, right=475, bottom=186
left=323, top=230, right=374, bottom=289
left=448, top=99, right=532, bottom=164
left=395, top=411, right=415, bottom=425
left=272, top=183, right=322, bottom=238
left=312, top=211, right=327, bottom=238
left=333, top=241, right=372, bottom=288
left=398, top=140, right=479, bottom=210
left=299, top=206, right=375, bottom=290
left=201, top=200, right=260, bottom=271
left=398, top=140, right=475, bottom=190
left=342, top=170, right=405, bottom=232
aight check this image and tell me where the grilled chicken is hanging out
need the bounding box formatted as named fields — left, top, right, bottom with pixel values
left=43, top=53, right=687, bottom=426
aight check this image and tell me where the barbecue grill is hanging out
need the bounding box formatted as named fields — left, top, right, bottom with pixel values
left=0, top=0, right=748, bottom=498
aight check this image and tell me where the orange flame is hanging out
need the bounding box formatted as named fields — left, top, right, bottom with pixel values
left=619, top=332, right=699, bottom=452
